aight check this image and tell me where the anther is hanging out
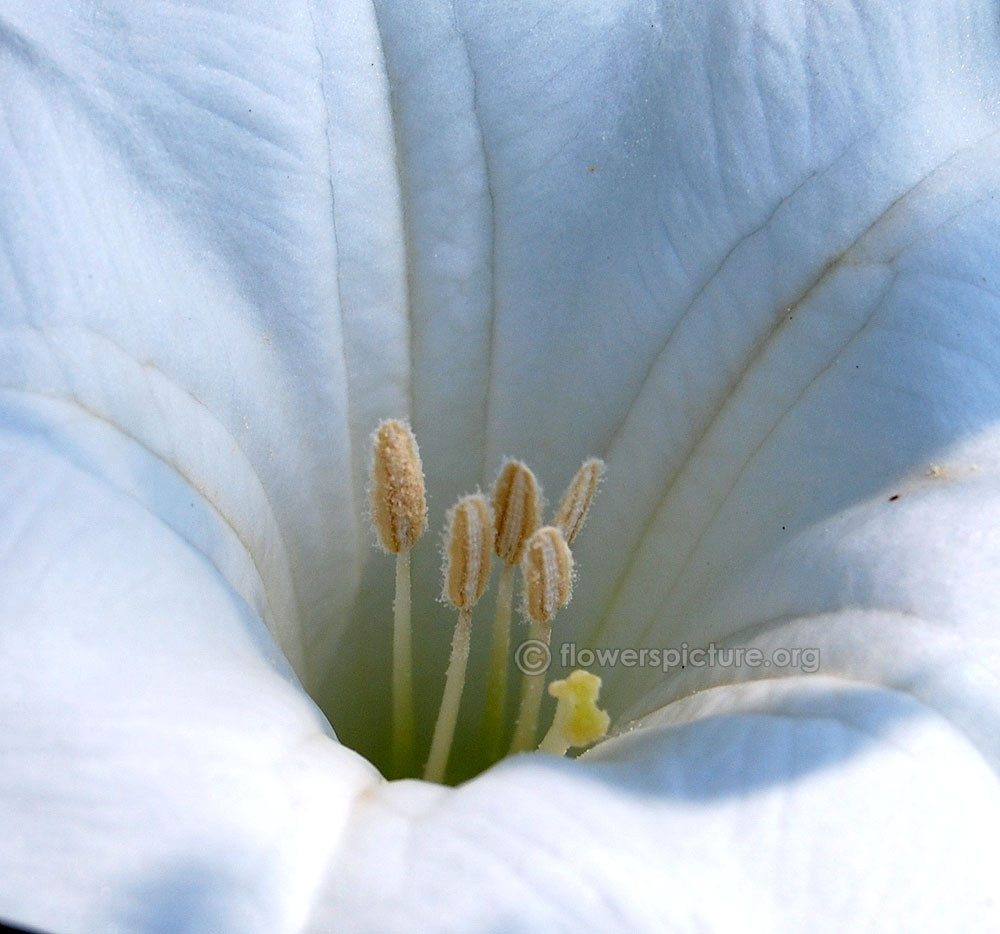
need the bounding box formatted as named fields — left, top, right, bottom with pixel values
left=554, top=457, right=604, bottom=545
left=521, top=525, right=573, bottom=624
left=492, top=460, right=542, bottom=565
left=442, top=494, right=494, bottom=611
left=370, top=419, right=427, bottom=554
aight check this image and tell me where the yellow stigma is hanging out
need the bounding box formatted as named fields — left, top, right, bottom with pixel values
left=370, top=419, right=427, bottom=554
left=521, top=525, right=573, bottom=623
left=492, top=459, right=542, bottom=566
left=538, top=670, right=610, bottom=755
left=554, top=457, right=604, bottom=545
left=443, top=494, right=494, bottom=610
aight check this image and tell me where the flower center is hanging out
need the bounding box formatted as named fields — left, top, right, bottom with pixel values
left=361, top=419, right=609, bottom=784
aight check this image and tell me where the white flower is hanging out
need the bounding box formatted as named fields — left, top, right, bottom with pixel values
left=3, top=1, right=1000, bottom=931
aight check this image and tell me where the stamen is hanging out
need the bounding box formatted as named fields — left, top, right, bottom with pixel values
left=363, top=417, right=609, bottom=780
left=424, top=494, right=494, bottom=784
left=537, top=670, right=610, bottom=756
left=509, top=526, right=573, bottom=753
left=369, top=419, right=427, bottom=777
left=483, top=460, right=542, bottom=759
left=554, top=457, right=604, bottom=545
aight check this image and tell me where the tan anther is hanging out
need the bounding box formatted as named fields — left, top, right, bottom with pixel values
left=492, top=460, right=542, bottom=565
left=443, top=494, right=494, bottom=610
left=521, top=526, right=573, bottom=623
left=554, top=457, right=604, bottom=545
left=370, top=419, right=427, bottom=553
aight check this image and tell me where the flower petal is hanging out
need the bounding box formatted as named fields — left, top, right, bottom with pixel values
left=0, top=424, right=378, bottom=932
left=319, top=679, right=1000, bottom=930
left=0, top=0, right=417, bottom=680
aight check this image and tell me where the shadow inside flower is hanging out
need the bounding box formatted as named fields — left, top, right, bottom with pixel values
left=524, top=677, right=929, bottom=801
left=107, top=861, right=270, bottom=934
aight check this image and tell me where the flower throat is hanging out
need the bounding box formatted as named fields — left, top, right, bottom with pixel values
left=369, top=419, right=609, bottom=784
